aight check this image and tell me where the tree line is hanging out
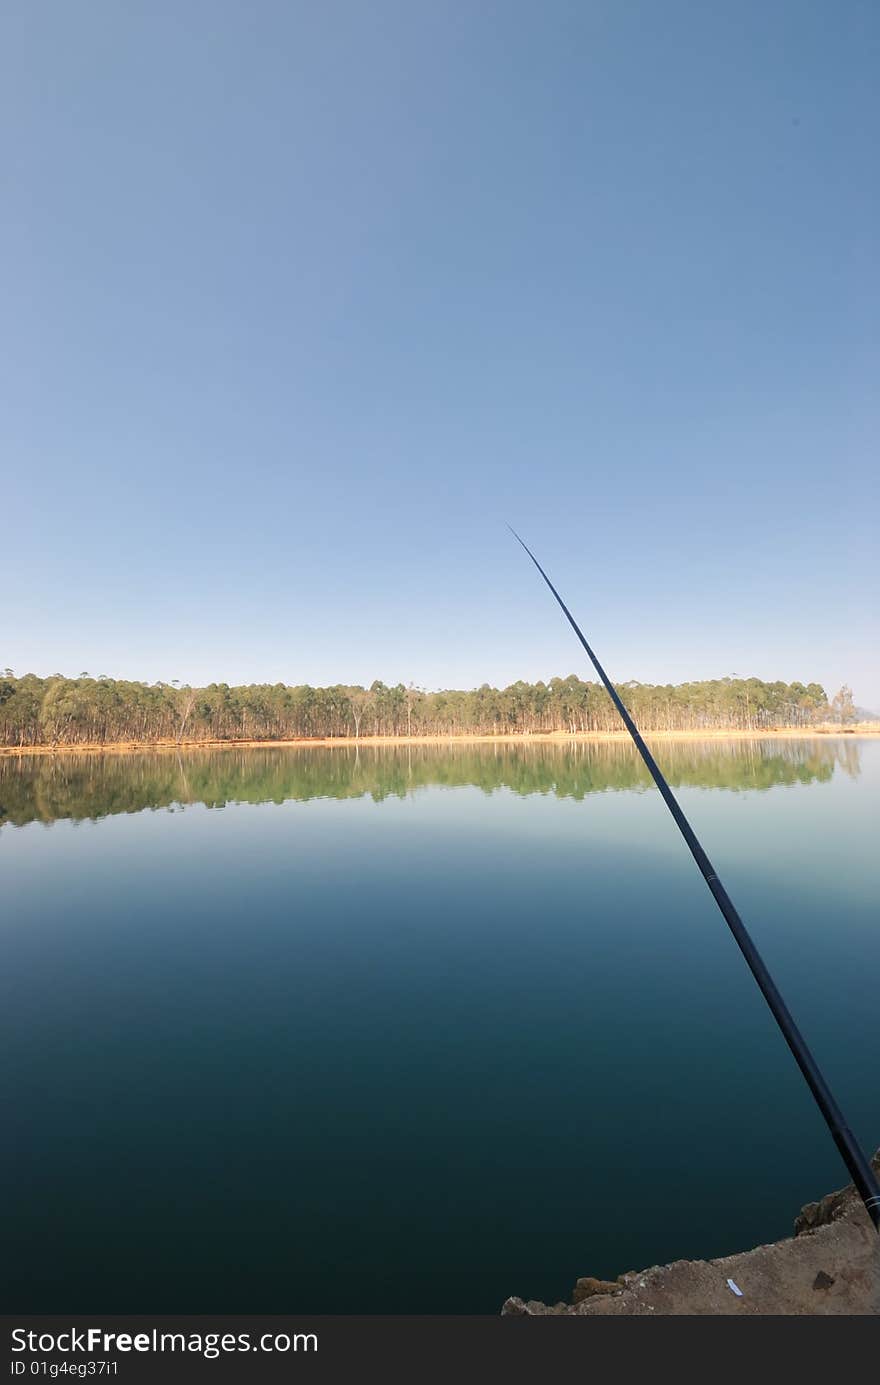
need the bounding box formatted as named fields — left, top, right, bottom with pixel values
left=0, top=670, right=857, bottom=748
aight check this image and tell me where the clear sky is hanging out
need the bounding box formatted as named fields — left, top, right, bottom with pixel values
left=3, top=2, right=878, bottom=704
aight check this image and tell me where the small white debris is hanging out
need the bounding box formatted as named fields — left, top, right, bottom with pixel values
left=727, top=1278, right=743, bottom=1297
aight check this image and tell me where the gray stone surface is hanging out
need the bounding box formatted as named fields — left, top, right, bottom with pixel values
left=502, top=1152, right=880, bottom=1315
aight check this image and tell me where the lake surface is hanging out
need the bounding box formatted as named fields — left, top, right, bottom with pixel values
left=3, top=738, right=878, bottom=1312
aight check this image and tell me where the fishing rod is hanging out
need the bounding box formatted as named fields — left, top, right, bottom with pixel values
left=510, top=527, right=880, bottom=1231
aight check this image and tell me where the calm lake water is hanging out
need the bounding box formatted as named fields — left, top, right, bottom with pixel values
left=3, top=738, right=878, bottom=1312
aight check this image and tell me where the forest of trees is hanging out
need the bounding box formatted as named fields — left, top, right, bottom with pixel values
left=0, top=670, right=856, bottom=748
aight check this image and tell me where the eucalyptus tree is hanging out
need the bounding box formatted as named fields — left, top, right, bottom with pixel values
left=0, top=672, right=838, bottom=746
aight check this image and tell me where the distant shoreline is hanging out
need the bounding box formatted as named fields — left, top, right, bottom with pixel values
left=2, top=724, right=877, bottom=757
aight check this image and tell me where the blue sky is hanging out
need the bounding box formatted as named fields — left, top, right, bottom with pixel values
left=3, top=2, right=878, bottom=703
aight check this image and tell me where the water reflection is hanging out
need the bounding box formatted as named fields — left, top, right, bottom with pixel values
left=0, top=737, right=861, bottom=829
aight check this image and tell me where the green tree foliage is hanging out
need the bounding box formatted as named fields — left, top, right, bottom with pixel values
left=0, top=671, right=836, bottom=747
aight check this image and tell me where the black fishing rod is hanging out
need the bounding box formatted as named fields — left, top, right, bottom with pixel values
left=511, top=527, right=880, bottom=1231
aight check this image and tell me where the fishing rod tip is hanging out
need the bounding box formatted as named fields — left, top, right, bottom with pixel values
left=506, top=525, right=542, bottom=570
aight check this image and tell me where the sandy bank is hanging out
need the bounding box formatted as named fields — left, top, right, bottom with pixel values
left=1, top=725, right=878, bottom=757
